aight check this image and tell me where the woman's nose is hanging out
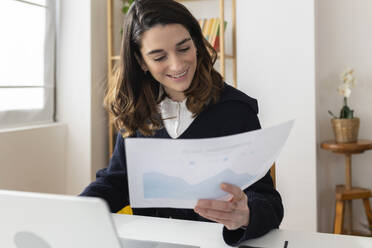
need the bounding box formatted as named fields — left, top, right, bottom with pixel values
left=168, top=55, right=184, bottom=72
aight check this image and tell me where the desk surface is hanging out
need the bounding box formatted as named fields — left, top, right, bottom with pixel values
left=112, top=214, right=372, bottom=248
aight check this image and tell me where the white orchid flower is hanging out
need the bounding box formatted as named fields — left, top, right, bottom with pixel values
left=343, top=74, right=353, bottom=84
left=341, top=71, right=348, bottom=80
left=343, top=74, right=354, bottom=84
left=340, top=68, right=355, bottom=82
left=340, top=67, right=357, bottom=87
left=338, top=83, right=351, bottom=98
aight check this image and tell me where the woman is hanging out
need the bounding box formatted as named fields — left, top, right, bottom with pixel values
left=81, top=0, right=283, bottom=246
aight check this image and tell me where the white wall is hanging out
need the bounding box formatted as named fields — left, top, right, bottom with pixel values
left=317, top=0, right=372, bottom=233
left=236, top=0, right=317, bottom=232
left=57, top=0, right=92, bottom=195
left=0, top=124, right=67, bottom=194
left=236, top=0, right=372, bottom=234
left=57, top=0, right=108, bottom=195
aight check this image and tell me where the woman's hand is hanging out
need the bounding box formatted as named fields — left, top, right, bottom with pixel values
left=194, top=183, right=250, bottom=230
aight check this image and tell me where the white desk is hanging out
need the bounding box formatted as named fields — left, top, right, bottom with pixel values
left=112, top=214, right=372, bottom=248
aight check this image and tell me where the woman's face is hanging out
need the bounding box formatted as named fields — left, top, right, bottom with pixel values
left=138, top=24, right=197, bottom=102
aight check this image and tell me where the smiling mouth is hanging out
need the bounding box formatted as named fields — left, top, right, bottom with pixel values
left=167, top=68, right=189, bottom=79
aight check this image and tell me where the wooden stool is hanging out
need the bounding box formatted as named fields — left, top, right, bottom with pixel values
left=334, top=185, right=372, bottom=234
left=321, top=140, right=372, bottom=235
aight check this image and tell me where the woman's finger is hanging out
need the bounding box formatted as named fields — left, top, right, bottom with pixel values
left=221, top=183, right=245, bottom=202
left=195, top=199, right=234, bottom=212
left=197, top=210, right=240, bottom=230
left=194, top=207, right=233, bottom=220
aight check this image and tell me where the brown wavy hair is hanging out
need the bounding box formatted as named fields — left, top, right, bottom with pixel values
left=105, top=0, right=224, bottom=137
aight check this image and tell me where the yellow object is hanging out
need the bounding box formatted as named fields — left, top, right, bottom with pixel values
left=117, top=205, right=133, bottom=215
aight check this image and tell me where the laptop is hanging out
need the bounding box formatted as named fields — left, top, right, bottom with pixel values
left=0, top=190, right=199, bottom=248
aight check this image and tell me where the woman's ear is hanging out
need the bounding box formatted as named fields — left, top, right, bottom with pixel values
left=134, top=53, right=148, bottom=72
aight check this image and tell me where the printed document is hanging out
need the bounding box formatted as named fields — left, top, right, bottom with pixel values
left=126, top=120, right=294, bottom=208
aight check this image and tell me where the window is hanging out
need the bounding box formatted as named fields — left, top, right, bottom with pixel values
left=0, top=0, right=56, bottom=128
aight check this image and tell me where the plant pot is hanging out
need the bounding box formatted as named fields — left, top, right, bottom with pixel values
left=331, top=118, right=360, bottom=143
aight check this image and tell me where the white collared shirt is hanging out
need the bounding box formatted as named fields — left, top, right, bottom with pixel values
left=159, top=97, right=195, bottom=139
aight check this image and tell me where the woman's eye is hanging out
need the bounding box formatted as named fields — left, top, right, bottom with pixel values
left=179, top=47, right=190, bottom=52
left=154, top=56, right=166, bottom=62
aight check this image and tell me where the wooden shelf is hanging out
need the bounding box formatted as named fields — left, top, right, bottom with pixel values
left=110, top=56, right=120, bottom=61
left=218, top=53, right=233, bottom=59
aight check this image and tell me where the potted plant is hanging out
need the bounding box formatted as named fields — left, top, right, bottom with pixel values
left=120, top=0, right=134, bottom=35
left=328, top=68, right=359, bottom=143
left=122, top=0, right=134, bottom=14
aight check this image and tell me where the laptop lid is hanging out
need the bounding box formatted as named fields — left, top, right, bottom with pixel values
left=0, top=190, right=122, bottom=248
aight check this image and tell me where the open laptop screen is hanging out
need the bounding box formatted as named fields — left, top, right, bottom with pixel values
left=0, top=190, right=199, bottom=248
